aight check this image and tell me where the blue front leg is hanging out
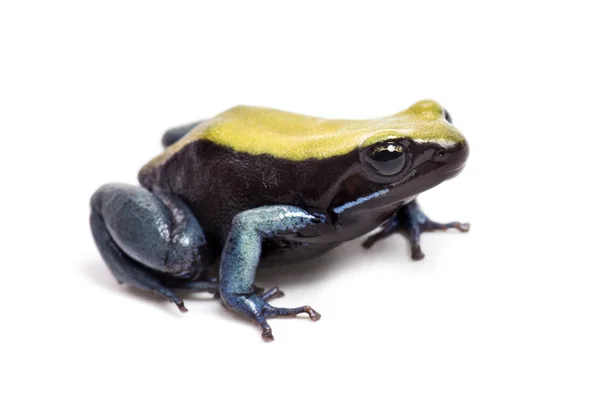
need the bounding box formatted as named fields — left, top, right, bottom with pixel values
left=363, top=200, right=470, bottom=260
left=219, top=206, right=324, bottom=341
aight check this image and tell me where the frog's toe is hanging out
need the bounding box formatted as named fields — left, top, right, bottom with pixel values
left=257, top=303, right=320, bottom=341
left=256, top=318, right=274, bottom=341
left=222, top=293, right=320, bottom=341
left=411, top=245, right=425, bottom=261
left=424, top=220, right=471, bottom=233
left=457, top=222, right=470, bottom=232
left=361, top=228, right=396, bottom=249
left=174, top=300, right=188, bottom=313
left=264, top=304, right=321, bottom=321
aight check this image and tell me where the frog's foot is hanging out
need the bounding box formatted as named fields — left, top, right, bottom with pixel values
left=406, top=218, right=470, bottom=261
left=222, top=293, right=320, bottom=341
left=362, top=200, right=469, bottom=261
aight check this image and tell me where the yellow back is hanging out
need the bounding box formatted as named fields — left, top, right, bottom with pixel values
left=143, top=100, right=465, bottom=170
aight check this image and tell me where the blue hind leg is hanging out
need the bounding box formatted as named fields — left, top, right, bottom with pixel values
left=90, top=183, right=216, bottom=311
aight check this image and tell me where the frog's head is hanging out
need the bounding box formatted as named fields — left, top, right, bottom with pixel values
left=358, top=100, right=469, bottom=201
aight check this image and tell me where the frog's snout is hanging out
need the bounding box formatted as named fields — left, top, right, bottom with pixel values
left=441, top=140, right=469, bottom=179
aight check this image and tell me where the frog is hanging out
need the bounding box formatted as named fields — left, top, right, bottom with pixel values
left=90, top=99, right=470, bottom=341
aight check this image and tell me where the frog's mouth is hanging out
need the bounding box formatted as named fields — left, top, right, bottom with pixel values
left=444, top=164, right=466, bottom=180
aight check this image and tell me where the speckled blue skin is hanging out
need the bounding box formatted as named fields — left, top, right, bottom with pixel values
left=90, top=121, right=469, bottom=341
left=219, top=206, right=325, bottom=339
left=90, top=186, right=324, bottom=338
left=90, top=184, right=217, bottom=311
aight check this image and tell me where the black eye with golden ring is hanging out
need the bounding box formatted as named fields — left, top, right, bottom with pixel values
left=366, top=142, right=407, bottom=176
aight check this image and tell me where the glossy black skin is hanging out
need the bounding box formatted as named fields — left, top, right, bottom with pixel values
left=139, top=138, right=469, bottom=270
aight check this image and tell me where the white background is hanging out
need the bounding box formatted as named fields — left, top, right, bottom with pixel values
left=1, top=1, right=599, bottom=401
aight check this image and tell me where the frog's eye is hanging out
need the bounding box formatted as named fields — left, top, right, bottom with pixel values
left=443, top=108, right=453, bottom=123
left=366, top=142, right=406, bottom=176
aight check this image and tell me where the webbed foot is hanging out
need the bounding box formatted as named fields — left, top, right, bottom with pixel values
left=222, top=292, right=320, bottom=341
left=408, top=219, right=470, bottom=260
left=363, top=200, right=469, bottom=260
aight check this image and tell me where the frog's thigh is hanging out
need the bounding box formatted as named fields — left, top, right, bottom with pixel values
left=219, top=206, right=322, bottom=295
left=91, top=183, right=210, bottom=273
left=90, top=184, right=214, bottom=308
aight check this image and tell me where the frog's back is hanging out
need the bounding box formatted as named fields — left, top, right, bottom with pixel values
left=138, top=107, right=373, bottom=246
left=141, top=103, right=455, bottom=173
left=142, top=106, right=365, bottom=171
left=138, top=102, right=458, bottom=250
